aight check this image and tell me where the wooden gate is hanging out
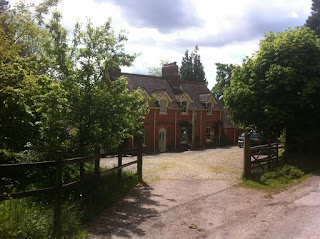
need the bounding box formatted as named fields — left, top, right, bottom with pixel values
left=243, top=132, right=285, bottom=178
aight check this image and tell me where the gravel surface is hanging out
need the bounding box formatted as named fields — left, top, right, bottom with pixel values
left=86, top=176, right=320, bottom=239
left=100, top=146, right=243, bottom=181
left=87, top=147, right=320, bottom=238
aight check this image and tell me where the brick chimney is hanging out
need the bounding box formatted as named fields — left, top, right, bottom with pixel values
left=162, top=62, right=181, bottom=87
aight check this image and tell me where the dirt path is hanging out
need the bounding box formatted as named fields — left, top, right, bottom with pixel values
left=87, top=148, right=320, bottom=238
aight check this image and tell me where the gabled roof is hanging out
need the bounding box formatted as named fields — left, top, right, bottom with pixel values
left=175, top=91, right=193, bottom=103
left=122, top=73, right=223, bottom=110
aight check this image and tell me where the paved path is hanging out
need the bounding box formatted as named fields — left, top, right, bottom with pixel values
left=86, top=175, right=320, bottom=239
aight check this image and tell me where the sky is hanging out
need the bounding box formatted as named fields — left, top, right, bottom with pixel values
left=10, top=0, right=312, bottom=89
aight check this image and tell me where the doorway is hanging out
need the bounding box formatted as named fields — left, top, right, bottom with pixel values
left=159, top=128, right=166, bottom=152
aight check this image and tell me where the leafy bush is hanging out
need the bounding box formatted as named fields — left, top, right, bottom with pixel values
left=260, top=165, right=304, bottom=185
left=243, top=164, right=306, bottom=189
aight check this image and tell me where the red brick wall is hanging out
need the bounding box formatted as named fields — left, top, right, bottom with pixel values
left=141, top=108, right=224, bottom=153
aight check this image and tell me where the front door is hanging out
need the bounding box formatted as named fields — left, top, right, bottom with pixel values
left=159, top=128, right=166, bottom=152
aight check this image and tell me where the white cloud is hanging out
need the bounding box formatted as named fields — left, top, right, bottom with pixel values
left=8, top=0, right=312, bottom=89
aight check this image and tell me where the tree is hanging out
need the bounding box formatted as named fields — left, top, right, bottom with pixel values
left=224, top=27, right=320, bottom=151
left=180, top=45, right=207, bottom=84
left=148, top=59, right=169, bottom=76
left=212, top=63, right=236, bottom=101
left=0, top=1, right=145, bottom=162
left=305, top=0, right=320, bottom=37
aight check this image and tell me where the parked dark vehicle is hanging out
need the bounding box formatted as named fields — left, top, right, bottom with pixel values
left=238, top=132, right=266, bottom=147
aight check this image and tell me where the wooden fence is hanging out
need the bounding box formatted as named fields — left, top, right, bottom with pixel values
left=243, top=132, right=285, bottom=178
left=0, top=136, right=143, bottom=239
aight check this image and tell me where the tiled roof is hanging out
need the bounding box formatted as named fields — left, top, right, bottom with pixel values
left=122, top=73, right=223, bottom=110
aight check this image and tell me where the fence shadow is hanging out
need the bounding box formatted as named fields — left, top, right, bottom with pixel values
left=85, top=182, right=165, bottom=238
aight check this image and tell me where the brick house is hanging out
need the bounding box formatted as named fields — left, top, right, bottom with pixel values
left=121, top=62, right=239, bottom=153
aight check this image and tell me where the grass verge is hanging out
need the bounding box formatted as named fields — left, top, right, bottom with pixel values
left=242, top=164, right=310, bottom=190
left=0, top=169, right=140, bottom=238
left=242, top=154, right=320, bottom=190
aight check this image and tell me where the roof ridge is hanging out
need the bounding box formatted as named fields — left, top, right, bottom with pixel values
left=122, top=72, right=164, bottom=79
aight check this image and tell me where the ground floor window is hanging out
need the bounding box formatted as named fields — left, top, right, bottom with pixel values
left=181, top=127, right=187, bottom=143
left=206, top=127, right=214, bottom=142
left=141, top=129, right=146, bottom=146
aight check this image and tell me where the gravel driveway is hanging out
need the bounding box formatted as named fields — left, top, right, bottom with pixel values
left=100, top=146, right=243, bottom=181
left=87, top=147, right=320, bottom=238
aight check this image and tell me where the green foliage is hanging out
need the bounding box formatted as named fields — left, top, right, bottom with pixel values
left=242, top=164, right=307, bottom=189
left=212, top=63, right=236, bottom=101
left=305, top=0, right=320, bottom=37
left=0, top=198, right=87, bottom=239
left=0, top=1, right=144, bottom=161
left=180, top=45, right=207, bottom=84
left=224, top=27, right=320, bottom=147
left=81, top=170, right=140, bottom=221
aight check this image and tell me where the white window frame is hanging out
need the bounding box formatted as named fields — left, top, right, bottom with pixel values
left=181, top=101, right=188, bottom=114
left=207, top=102, right=212, bottom=114
left=160, top=100, right=167, bottom=114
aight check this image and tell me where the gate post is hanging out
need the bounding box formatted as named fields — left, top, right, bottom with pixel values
left=118, top=143, right=123, bottom=183
left=243, top=130, right=251, bottom=179
left=137, top=134, right=143, bottom=182
left=94, top=146, right=100, bottom=188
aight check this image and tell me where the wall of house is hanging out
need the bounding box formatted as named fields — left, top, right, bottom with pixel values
left=223, top=127, right=242, bottom=146
left=140, top=107, right=224, bottom=153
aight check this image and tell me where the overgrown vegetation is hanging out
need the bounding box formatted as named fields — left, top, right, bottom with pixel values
left=1, top=0, right=144, bottom=237
left=0, top=170, right=139, bottom=238
left=242, top=155, right=320, bottom=190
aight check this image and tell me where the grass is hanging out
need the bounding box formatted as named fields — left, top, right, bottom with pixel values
left=0, top=168, right=140, bottom=238
left=242, top=154, right=319, bottom=190
left=0, top=199, right=87, bottom=239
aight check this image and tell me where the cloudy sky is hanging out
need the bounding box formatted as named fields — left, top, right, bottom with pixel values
left=10, top=0, right=312, bottom=89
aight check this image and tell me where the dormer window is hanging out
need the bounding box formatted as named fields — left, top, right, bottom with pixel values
left=160, top=100, right=167, bottom=113
left=181, top=101, right=188, bottom=113
left=207, top=103, right=212, bottom=114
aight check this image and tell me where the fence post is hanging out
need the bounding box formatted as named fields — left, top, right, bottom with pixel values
left=243, top=130, right=251, bottom=179
left=118, top=143, right=123, bottom=183
left=53, top=152, right=63, bottom=239
left=276, top=142, right=279, bottom=166
left=267, top=141, right=272, bottom=168
left=137, top=134, right=143, bottom=182
left=94, top=146, right=100, bottom=188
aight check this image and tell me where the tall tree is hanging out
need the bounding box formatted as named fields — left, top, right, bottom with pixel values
left=305, top=0, right=320, bottom=37
left=0, top=1, right=145, bottom=162
left=212, top=63, right=236, bottom=101
left=224, top=27, right=320, bottom=152
left=180, top=49, right=193, bottom=81
left=180, top=45, right=207, bottom=84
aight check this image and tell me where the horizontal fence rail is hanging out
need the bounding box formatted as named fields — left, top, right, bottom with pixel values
left=243, top=131, right=286, bottom=178
left=0, top=135, right=143, bottom=239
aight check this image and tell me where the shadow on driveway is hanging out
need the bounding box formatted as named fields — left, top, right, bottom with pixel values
left=86, top=182, right=163, bottom=238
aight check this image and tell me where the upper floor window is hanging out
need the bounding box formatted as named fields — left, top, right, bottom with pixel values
left=160, top=100, right=167, bottom=113
left=207, top=102, right=212, bottom=114
left=181, top=101, right=188, bottom=113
